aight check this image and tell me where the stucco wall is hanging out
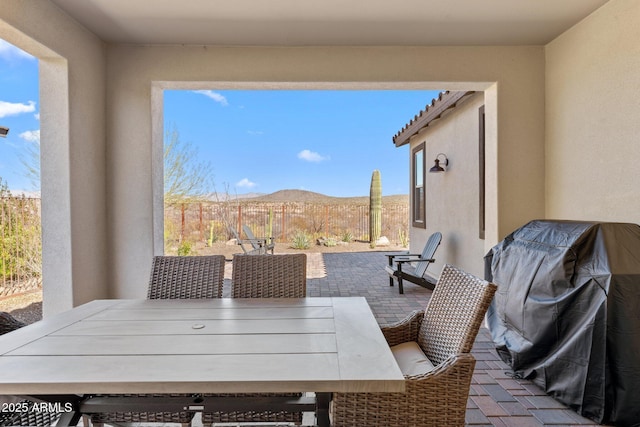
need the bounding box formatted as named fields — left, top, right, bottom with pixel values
left=409, top=93, right=486, bottom=278
left=0, top=0, right=107, bottom=315
left=545, top=0, right=640, bottom=224
left=106, top=45, right=545, bottom=297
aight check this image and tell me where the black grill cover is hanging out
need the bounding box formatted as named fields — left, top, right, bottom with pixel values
left=484, top=220, right=640, bottom=426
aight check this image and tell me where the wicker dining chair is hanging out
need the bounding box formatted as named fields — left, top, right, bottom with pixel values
left=331, top=264, right=497, bottom=427
left=147, top=255, right=226, bottom=299
left=0, top=312, right=62, bottom=427
left=201, top=253, right=307, bottom=426
left=89, top=255, right=227, bottom=427
left=231, top=253, right=307, bottom=298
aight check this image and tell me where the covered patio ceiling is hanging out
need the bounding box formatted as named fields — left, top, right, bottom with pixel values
left=50, top=0, right=609, bottom=46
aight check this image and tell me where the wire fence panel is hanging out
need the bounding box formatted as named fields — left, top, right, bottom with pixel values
left=164, top=201, right=409, bottom=247
left=0, top=197, right=42, bottom=296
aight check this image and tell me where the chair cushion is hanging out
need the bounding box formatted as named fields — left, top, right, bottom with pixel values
left=390, top=341, right=435, bottom=376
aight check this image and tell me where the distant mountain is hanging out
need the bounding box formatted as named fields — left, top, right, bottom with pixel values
left=205, top=192, right=266, bottom=201
left=239, top=189, right=408, bottom=204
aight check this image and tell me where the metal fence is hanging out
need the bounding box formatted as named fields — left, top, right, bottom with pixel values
left=0, top=198, right=408, bottom=294
left=0, top=197, right=42, bottom=296
left=165, top=201, right=409, bottom=246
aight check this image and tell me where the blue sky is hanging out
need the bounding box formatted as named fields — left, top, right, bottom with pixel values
left=165, top=89, right=442, bottom=197
left=1, top=38, right=441, bottom=197
left=0, top=40, right=40, bottom=194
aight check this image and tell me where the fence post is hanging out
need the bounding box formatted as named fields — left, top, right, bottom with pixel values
left=199, top=203, right=204, bottom=241
left=180, top=203, right=185, bottom=242
left=281, top=205, right=286, bottom=243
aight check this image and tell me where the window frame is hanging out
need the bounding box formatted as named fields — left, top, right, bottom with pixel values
left=412, top=142, right=426, bottom=228
left=479, top=105, right=486, bottom=240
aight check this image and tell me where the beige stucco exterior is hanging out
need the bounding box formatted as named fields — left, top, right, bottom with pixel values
left=0, top=0, right=637, bottom=314
left=545, top=0, right=640, bottom=224
left=407, top=93, right=487, bottom=278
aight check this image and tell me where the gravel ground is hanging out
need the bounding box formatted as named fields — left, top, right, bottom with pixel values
left=0, top=239, right=407, bottom=326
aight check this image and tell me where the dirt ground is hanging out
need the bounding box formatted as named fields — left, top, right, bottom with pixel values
left=194, top=238, right=408, bottom=259
left=1, top=238, right=408, bottom=325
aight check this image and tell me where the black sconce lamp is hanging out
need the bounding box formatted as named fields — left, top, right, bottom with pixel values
left=0, top=126, right=8, bottom=138
left=429, top=153, right=449, bottom=173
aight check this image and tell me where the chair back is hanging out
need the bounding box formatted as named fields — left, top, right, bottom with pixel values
left=414, top=231, right=442, bottom=277
left=242, top=225, right=262, bottom=251
left=147, top=255, right=226, bottom=299
left=229, top=227, right=250, bottom=253
left=232, top=254, right=307, bottom=298
left=417, top=264, right=496, bottom=365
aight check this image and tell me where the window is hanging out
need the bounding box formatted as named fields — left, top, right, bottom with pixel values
left=412, top=143, right=426, bottom=228
left=479, top=105, right=486, bottom=239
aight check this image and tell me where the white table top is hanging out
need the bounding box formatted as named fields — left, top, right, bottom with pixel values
left=0, top=297, right=404, bottom=395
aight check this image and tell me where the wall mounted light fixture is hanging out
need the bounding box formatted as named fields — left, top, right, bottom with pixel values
left=0, top=126, right=8, bottom=138
left=429, top=153, right=449, bottom=173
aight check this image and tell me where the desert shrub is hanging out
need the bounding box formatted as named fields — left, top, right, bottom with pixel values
left=0, top=180, right=42, bottom=282
left=340, top=230, right=353, bottom=243
left=290, top=230, right=312, bottom=250
left=164, top=224, right=177, bottom=248
left=177, top=240, right=193, bottom=256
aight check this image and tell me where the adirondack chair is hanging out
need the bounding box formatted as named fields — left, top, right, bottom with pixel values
left=242, top=225, right=275, bottom=254
left=228, top=227, right=266, bottom=255
left=386, top=231, right=442, bottom=294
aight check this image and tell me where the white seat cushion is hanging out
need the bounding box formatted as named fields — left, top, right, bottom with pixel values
left=390, top=341, right=435, bottom=376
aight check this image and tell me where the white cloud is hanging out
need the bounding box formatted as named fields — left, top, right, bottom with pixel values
left=236, top=178, right=256, bottom=188
left=19, top=130, right=40, bottom=144
left=0, top=40, right=35, bottom=61
left=0, top=100, right=36, bottom=118
left=298, top=149, right=329, bottom=163
left=34, top=113, right=40, bottom=120
left=193, top=90, right=228, bottom=106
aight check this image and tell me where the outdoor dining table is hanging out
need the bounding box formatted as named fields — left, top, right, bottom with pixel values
left=0, top=296, right=404, bottom=426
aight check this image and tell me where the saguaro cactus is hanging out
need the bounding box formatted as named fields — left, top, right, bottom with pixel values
left=369, top=170, right=382, bottom=247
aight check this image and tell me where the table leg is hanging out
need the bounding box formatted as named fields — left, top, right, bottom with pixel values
left=316, top=392, right=331, bottom=427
